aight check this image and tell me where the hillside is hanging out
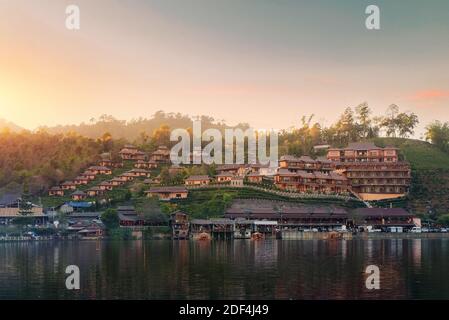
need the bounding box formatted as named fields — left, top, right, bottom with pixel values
left=372, top=137, right=449, bottom=170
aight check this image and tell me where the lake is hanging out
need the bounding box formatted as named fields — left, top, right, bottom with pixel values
left=1, top=239, right=448, bottom=299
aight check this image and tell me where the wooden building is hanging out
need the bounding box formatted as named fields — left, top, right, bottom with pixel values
left=216, top=172, right=234, bottom=183
left=73, top=176, right=90, bottom=185
left=352, top=208, right=416, bottom=230
left=86, top=186, right=105, bottom=197
left=71, top=190, right=87, bottom=201
left=98, top=181, right=114, bottom=191
left=274, top=168, right=349, bottom=193
left=169, top=211, right=189, bottom=239
left=110, top=177, right=127, bottom=186
left=128, top=168, right=150, bottom=177
left=246, top=172, right=263, bottom=183
left=327, top=142, right=411, bottom=200
left=61, top=181, right=77, bottom=190
left=225, top=206, right=349, bottom=230
left=119, top=144, right=146, bottom=161
left=48, top=186, right=64, bottom=196
left=185, top=175, right=210, bottom=186
left=327, top=142, right=399, bottom=163
left=87, top=166, right=112, bottom=175
left=145, top=186, right=188, bottom=201
left=150, top=146, right=171, bottom=163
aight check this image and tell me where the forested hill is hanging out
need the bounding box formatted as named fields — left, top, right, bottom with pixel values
left=39, top=111, right=250, bottom=140
left=0, top=131, right=102, bottom=194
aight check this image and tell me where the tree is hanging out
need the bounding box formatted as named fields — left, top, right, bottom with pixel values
left=378, top=104, right=418, bottom=138
left=152, top=124, right=171, bottom=147
left=437, top=214, right=449, bottom=227
left=396, top=112, right=419, bottom=138
left=425, top=121, right=449, bottom=152
left=355, top=102, right=378, bottom=138
left=101, top=208, right=120, bottom=229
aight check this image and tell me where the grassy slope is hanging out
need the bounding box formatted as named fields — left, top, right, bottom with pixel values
left=371, top=138, right=449, bottom=215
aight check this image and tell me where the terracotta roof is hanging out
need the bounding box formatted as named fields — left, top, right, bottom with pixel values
left=0, top=207, right=44, bottom=217
left=87, top=186, right=103, bottom=191
left=71, top=190, right=86, bottom=196
left=345, top=142, right=380, bottom=150
left=216, top=172, right=234, bottom=177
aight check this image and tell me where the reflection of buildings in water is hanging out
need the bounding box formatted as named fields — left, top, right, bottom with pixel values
left=340, top=239, right=347, bottom=261
left=411, top=239, right=422, bottom=268
left=232, top=239, right=252, bottom=263
left=366, top=239, right=374, bottom=258
left=253, top=240, right=278, bottom=267
left=390, top=239, right=403, bottom=258
left=53, top=246, right=59, bottom=272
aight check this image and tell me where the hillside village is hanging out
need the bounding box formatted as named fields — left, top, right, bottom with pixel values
left=1, top=138, right=432, bottom=240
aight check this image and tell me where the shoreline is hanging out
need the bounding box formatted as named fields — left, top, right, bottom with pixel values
left=1, top=232, right=449, bottom=242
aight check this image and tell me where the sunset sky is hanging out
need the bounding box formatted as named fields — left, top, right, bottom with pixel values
left=1, top=0, right=449, bottom=137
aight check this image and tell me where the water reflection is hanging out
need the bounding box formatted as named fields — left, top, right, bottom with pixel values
left=0, top=239, right=449, bottom=299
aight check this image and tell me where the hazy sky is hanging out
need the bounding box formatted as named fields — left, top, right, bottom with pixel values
left=1, top=0, right=449, bottom=137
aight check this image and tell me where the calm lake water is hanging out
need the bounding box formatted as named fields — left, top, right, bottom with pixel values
left=1, top=239, right=449, bottom=300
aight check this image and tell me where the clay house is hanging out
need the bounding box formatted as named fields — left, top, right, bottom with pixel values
left=169, top=164, right=184, bottom=175
left=98, top=159, right=112, bottom=167
left=81, top=172, right=96, bottom=180
left=110, top=177, right=127, bottom=186
left=216, top=172, right=234, bottom=183
left=118, top=144, right=147, bottom=161
left=71, top=190, right=87, bottom=201
left=134, top=159, right=148, bottom=169
left=86, top=186, right=105, bottom=197
left=118, top=144, right=137, bottom=160
left=185, top=175, right=211, bottom=186
left=61, top=181, right=77, bottom=190
left=147, top=160, right=158, bottom=169
left=87, top=166, right=112, bottom=175
left=216, top=164, right=245, bottom=176
left=246, top=172, right=263, bottom=183
left=145, top=186, right=188, bottom=201
left=48, top=186, right=64, bottom=196
left=119, top=172, right=135, bottom=182
left=150, top=146, right=171, bottom=163
left=98, top=181, right=114, bottom=191
left=128, top=168, right=150, bottom=177
left=73, top=176, right=90, bottom=185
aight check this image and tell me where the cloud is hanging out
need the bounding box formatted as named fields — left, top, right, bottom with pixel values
left=411, top=89, right=449, bottom=102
